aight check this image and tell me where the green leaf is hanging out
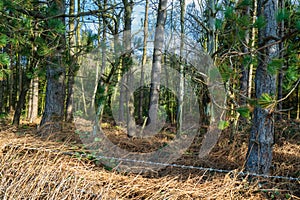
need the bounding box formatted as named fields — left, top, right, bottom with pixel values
left=238, top=15, right=250, bottom=27
left=258, top=93, right=275, bottom=109
left=254, top=16, right=266, bottom=28
left=215, top=18, right=223, bottom=30
left=296, top=21, right=300, bottom=31
left=0, top=53, right=10, bottom=66
left=237, top=0, right=252, bottom=7
left=267, top=59, right=283, bottom=75
left=236, top=107, right=250, bottom=118
left=48, top=19, right=65, bottom=34
left=276, top=8, right=290, bottom=22
left=219, top=64, right=233, bottom=82
left=225, top=7, right=236, bottom=20
left=26, top=72, right=34, bottom=79
left=0, top=34, right=8, bottom=47
left=37, top=45, right=52, bottom=56
left=284, top=65, right=299, bottom=90
left=0, top=71, right=4, bottom=80
left=243, top=55, right=252, bottom=67
left=0, top=1, right=3, bottom=11
left=218, top=120, right=229, bottom=130
left=0, top=69, right=11, bottom=80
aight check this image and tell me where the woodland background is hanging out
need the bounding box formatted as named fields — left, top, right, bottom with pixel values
left=0, top=0, right=300, bottom=199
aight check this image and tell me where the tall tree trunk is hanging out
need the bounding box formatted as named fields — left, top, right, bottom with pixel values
left=9, top=44, right=15, bottom=113
left=177, top=0, right=185, bottom=133
left=0, top=80, right=3, bottom=113
left=65, top=0, right=76, bottom=122
left=148, top=0, right=168, bottom=132
left=204, top=0, right=217, bottom=123
left=138, top=0, right=149, bottom=125
left=207, top=0, right=216, bottom=57
left=40, top=57, right=66, bottom=130
left=248, top=0, right=257, bottom=99
left=297, top=83, right=299, bottom=120
left=240, top=5, right=250, bottom=105
left=4, top=76, right=9, bottom=113
left=121, top=0, right=135, bottom=137
left=28, top=77, right=39, bottom=123
left=245, top=0, right=278, bottom=174
left=40, top=0, right=66, bottom=133
left=277, top=0, right=284, bottom=120
left=80, top=71, right=88, bottom=115
left=13, top=63, right=34, bottom=125
left=119, top=80, right=125, bottom=123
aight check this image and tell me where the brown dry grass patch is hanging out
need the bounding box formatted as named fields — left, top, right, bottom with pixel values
left=0, top=119, right=299, bottom=199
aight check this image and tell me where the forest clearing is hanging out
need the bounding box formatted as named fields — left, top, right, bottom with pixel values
left=0, top=0, right=300, bottom=199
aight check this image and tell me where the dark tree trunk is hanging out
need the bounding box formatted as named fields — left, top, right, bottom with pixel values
left=245, top=0, right=278, bottom=175
left=40, top=0, right=66, bottom=134
left=240, top=5, right=250, bottom=105
left=138, top=0, right=149, bottom=125
left=277, top=0, right=284, bottom=120
left=4, top=77, right=9, bottom=113
left=13, top=67, right=32, bottom=125
left=0, top=80, right=3, bottom=113
left=65, top=0, right=76, bottom=122
left=40, top=59, right=66, bottom=131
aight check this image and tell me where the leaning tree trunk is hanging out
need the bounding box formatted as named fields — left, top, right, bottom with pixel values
left=245, top=0, right=279, bottom=174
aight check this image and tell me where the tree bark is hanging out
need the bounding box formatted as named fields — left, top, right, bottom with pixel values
left=177, top=0, right=185, bottom=134
left=40, top=0, right=66, bottom=133
left=240, top=5, right=250, bottom=105
left=13, top=64, right=33, bottom=125
left=0, top=80, right=3, bottom=113
left=148, top=0, right=168, bottom=131
left=248, top=0, right=257, bottom=99
left=297, top=83, right=299, bottom=120
left=40, top=58, right=66, bottom=130
left=207, top=0, right=216, bottom=57
left=121, top=0, right=136, bottom=137
left=65, top=0, right=76, bottom=122
left=28, top=77, right=39, bottom=123
left=277, top=0, right=284, bottom=120
left=138, top=0, right=149, bottom=125
left=245, top=0, right=278, bottom=174
left=9, top=45, right=15, bottom=112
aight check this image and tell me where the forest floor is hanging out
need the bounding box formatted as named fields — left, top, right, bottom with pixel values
left=0, top=117, right=299, bottom=199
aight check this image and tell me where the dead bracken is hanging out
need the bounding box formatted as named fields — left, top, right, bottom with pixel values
left=0, top=120, right=299, bottom=199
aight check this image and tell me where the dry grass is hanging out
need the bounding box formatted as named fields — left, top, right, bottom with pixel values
left=0, top=119, right=299, bottom=199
